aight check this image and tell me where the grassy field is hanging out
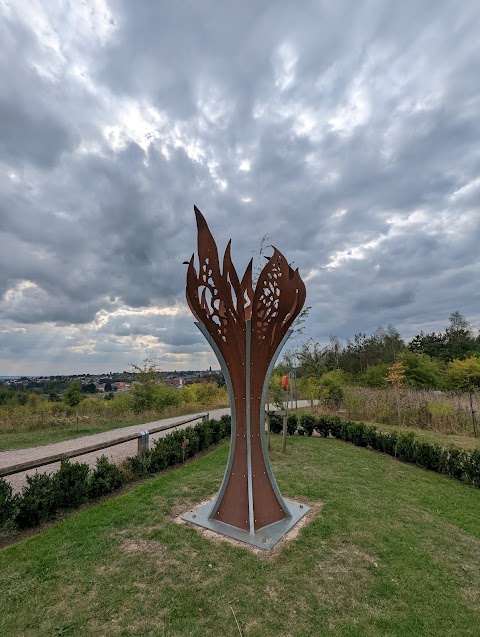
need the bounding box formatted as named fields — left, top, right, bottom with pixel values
left=0, top=403, right=227, bottom=451
left=1, top=435, right=479, bottom=636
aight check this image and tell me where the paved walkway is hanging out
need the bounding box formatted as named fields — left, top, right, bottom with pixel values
left=1, top=401, right=312, bottom=493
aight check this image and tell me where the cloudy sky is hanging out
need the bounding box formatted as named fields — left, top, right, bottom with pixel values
left=1, top=1, right=479, bottom=376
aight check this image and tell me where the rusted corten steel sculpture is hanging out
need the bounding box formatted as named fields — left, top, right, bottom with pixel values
left=183, top=206, right=309, bottom=548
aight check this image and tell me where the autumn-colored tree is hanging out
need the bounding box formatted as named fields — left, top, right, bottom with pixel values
left=386, top=362, right=406, bottom=426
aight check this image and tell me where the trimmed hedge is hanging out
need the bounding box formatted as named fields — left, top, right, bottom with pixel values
left=0, top=416, right=232, bottom=529
left=314, top=415, right=480, bottom=488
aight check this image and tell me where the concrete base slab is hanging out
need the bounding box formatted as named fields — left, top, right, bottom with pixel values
left=181, top=497, right=310, bottom=550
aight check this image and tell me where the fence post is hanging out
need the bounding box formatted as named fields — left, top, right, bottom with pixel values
left=137, top=430, right=150, bottom=455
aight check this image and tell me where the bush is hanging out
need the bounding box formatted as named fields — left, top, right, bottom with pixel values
left=16, top=473, right=58, bottom=528
left=54, top=458, right=90, bottom=508
left=395, top=432, right=416, bottom=463
left=195, top=421, right=212, bottom=450
left=183, top=426, right=200, bottom=457
left=313, top=415, right=342, bottom=437
left=0, top=477, right=16, bottom=525
left=128, top=451, right=153, bottom=478
left=209, top=419, right=223, bottom=444
left=287, top=414, right=297, bottom=435
left=220, top=414, right=231, bottom=437
left=163, top=431, right=184, bottom=466
left=150, top=439, right=169, bottom=472
left=300, top=414, right=315, bottom=436
left=88, top=456, right=124, bottom=498
left=269, top=414, right=283, bottom=434
left=413, top=441, right=441, bottom=472
left=463, top=449, right=480, bottom=487
left=438, top=447, right=464, bottom=480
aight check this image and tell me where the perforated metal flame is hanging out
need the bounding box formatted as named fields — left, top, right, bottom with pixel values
left=186, top=206, right=306, bottom=533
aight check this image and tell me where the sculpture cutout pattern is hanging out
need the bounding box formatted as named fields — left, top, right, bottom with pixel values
left=185, top=206, right=306, bottom=534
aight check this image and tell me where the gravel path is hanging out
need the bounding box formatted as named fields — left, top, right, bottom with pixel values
left=0, top=401, right=312, bottom=494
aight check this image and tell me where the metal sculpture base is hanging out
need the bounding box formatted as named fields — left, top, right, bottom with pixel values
left=182, top=498, right=310, bottom=550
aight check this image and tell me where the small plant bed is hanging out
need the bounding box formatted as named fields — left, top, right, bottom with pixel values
left=1, top=436, right=479, bottom=636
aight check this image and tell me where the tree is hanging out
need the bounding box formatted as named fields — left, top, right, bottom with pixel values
left=130, top=359, right=180, bottom=413
left=446, top=311, right=471, bottom=337
left=63, top=381, right=83, bottom=407
left=299, top=375, right=321, bottom=407
left=319, top=369, right=345, bottom=408
left=409, top=312, right=478, bottom=362
left=360, top=363, right=390, bottom=388
left=297, top=339, right=329, bottom=377
left=445, top=356, right=480, bottom=390
left=398, top=351, right=442, bottom=389
left=408, top=331, right=448, bottom=360
left=386, top=362, right=406, bottom=426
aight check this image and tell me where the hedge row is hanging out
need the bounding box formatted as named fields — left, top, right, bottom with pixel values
left=269, top=412, right=479, bottom=487
left=0, top=416, right=231, bottom=529
left=313, top=415, right=480, bottom=488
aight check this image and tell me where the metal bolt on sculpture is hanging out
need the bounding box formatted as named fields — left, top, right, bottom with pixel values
left=181, top=207, right=310, bottom=549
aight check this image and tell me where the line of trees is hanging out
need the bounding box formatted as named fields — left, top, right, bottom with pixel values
left=277, top=312, right=480, bottom=392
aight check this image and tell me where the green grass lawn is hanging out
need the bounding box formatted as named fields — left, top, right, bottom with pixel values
left=1, top=436, right=479, bottom=636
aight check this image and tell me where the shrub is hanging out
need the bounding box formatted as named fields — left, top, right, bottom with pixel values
left=16, top=473, right=58, bottom=528
left=463, top=449, right=480, bottom=487
left=128, top=451, right=153, bottom=478
left=209, top=419, right=223, bottom=444
left=269, top=414, right=283, bottom=434
left=183, top=426, right=200, bottom=456
left=364, top=425, right=379, bottom=449
left=287, top=414, right=297, bottom=435
left=0, top=477, right=16, bottom=525
left=300, top=414, right=315, bottom=437
left=88, top=456, right=124, bottom=498
left=195, top=421, right=212, bottom=450
left=220, top=414, right=231, bottom=437
left=163, top=431, right=184, bottom=466
left=150, top=439, right=169, bottom=472
left=349, top=421, right=368, bottom=447
left=313, top=415, right=342, bottom=438
left=413, top=441, right=441, bottom=472
left=395, top=432, right=416, bottom=463
left=438, top=447, right=464, bottom=480
left=54, top=458, right=90, bottom=508
left=375, top=430, right=398, bottom=455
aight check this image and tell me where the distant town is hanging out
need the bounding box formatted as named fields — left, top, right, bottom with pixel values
left=0, top=368, right=223, bottom=395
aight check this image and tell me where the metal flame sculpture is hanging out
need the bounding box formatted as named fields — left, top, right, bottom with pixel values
left=182, top=206, right=309, bottom=549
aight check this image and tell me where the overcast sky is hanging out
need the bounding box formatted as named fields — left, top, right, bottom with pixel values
left=1, top=1, right=479, bottom=376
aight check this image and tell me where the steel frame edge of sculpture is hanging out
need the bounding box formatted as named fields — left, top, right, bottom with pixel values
left=181, top=206, right=310, bottom=550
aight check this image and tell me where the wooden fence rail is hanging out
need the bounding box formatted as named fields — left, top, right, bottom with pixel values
left=0, top=412, right=210, bottom=478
